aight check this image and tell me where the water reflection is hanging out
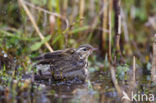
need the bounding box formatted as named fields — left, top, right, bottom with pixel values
left=31, top=71, right=120, bottom=103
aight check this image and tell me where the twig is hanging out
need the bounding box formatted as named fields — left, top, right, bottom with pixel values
left=18, top=0, right=53, bottom=52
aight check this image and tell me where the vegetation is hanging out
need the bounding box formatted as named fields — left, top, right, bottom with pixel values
left=0, top=0, right=156, bottom=103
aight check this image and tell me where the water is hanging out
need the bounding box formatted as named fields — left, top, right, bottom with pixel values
left=0, top=66, right=155, bottom=103
left=30, top=71, right=120, bottom=103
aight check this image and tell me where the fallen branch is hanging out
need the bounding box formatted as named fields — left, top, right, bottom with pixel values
left=18, top=0, right=53, bottom=52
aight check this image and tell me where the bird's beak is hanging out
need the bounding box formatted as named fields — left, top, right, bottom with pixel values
left=91, top=48, right=98, bottom=51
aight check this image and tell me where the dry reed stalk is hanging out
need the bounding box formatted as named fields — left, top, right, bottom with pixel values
left=49, top=15, right=56, bottom=34
left=62, top=0, right=68, bottom=17
left=89, top=0, right=95, bottom=17
left=151, top=34, right=156, bottom=83
left=126, top=56, right=137, bottom=101
left=99, top=94, right=106, bottom=103
left=70, top=1, right=78, bottom=23
left=127, top=56, right=137, bottom=94
left=108, top=0, right=112, bottom=62
left=79, top=0, right=85, bottom=38
left=113, top=0, right=122, bottom=60
left=102, top=0, right=108, bottom=54
left=121, top=8, right=129, bottom=42
left=62, top=0, right=68, bottom=47
left=149, top=17, right=156, bottom=30
left=18, top=0, right=53, bottom=52
left=79, top=0, right=85, bottom=25
left=113, top=0, right=121, bottom=35
left=132, top=56, right=136, bottom=83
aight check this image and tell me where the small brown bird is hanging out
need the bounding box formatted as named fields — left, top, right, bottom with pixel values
left=33, top=44, right=96, bottom=82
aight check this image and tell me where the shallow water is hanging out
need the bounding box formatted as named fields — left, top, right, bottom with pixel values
left=29, top=68, right=156, bottom=103
left=30, top=71, right=120, bottom=103
left=1, top=67, right=156, bottom=103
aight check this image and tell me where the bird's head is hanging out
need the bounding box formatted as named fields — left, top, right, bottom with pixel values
left=76, top=44, right=97, bottom=60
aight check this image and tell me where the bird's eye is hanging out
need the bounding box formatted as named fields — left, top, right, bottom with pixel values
left=83, top=48, right=87, bottom=51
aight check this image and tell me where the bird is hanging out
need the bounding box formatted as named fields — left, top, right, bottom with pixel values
left=33, top=44, right=96, bottom=82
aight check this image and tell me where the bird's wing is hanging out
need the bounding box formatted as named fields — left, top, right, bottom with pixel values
left=35, top=48, right=84, bottom=69
left=32, top=48, right=75, bottom=61
left=32, top=50, right=63, bottom=61
left=33, top=48, right=77, bottom=66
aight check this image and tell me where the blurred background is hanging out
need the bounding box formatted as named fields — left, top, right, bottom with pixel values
left=0, top=0, right=156, bottom=103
